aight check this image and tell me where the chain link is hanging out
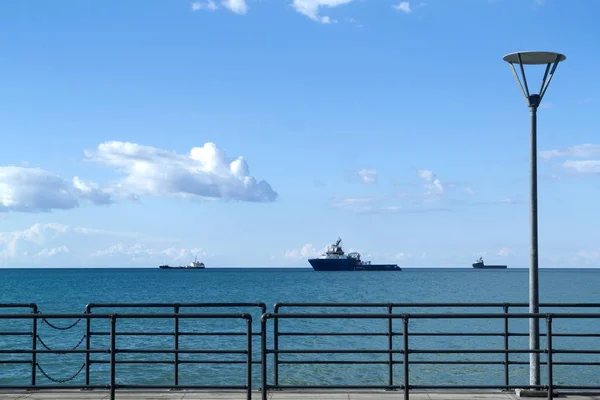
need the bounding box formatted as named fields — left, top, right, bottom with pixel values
left=36, top=335, right=86, bottom=355
left=35, top=310, right=83, bottom=330
left=36, top=363, right=86, bottom=383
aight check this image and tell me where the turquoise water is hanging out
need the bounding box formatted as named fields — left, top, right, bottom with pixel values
left=0, top=267, right=599, bottom=389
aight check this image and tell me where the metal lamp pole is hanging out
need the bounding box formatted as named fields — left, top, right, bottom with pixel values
left=502, top=51, right=566, bottom=387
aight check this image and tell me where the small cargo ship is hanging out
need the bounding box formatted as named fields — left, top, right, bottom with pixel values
left=159, top=257, right=205, bottom=269
left=308, top=238, right=401, bottom=271
left=472, top=257, right=507, bottom=269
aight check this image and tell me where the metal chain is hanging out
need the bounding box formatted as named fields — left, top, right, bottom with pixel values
left=36, top=335, right=86, bottom=355
left=36, top=363, right=86, bottom=383
left=36, top=311, right=82, bottom=330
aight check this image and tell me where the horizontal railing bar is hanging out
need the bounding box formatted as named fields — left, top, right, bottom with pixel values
left=265, top=312, right=600, bottom=319
left=271, top=349, right=545, bottom=354
left=0, top=385, right=109, bottom=389
left=0, top=313, right=252, bottom=319
left=277, top=331, right=600, bottom=338
left=553, top=349, right=600, bottom=354
left=0, top=385, right=248, bottom=390
left=552, top=362, right=600, bottom=365
left=279, top=360, right=390, bottom=365
left=279, top=332, right=388, bottom=336
left=278, top=331, right=600, bottom=338
left=280, top=332, right=505, bottom=337
left=278, top=360, right=506, bottom=365
left=90, top=359, right=263, bottom=364
left=0, top=349, right=109, bottom=354
left=116, top=385, right=248, bottom=389
left=411, top=349, right=546, bottom=354
left=88, top=302, right=265, bottom=308
left=87, top=302, right=265, bottom=308
left=270, top=385, right=406, bottom=389
left=0, top=349, right=247, bottom=355
left=89, top=331, right=260, bottom=336
left=275, top=302, right=600, bottom=308
left=116, top=349, right=248, bottom=354
left=90, top=360, right=261, bottom=365
left=272, top=349, right=405, bottom=354
left=554, top=385, right=600, bottom=389
left=410, top=385, right=545, bottom=389
left=272, top=384, right=545, bottom=389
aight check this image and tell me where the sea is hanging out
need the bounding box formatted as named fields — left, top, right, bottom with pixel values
left=0, top=267, right=598, bottom=389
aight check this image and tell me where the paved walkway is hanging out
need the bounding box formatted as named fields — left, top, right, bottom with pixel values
left=1, top=390, right=599, bottom=399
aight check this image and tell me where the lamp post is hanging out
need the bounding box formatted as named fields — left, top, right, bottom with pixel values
left=502, top=51, right=566, bottom=387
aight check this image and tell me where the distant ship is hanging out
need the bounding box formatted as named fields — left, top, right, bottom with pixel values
left=308, top=238, right=401, bottom=271
left=159, top=257, right=205, bottom=269
left=472, top=257, right=507, bottom=269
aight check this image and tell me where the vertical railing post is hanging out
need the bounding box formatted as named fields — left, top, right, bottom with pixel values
left=246, top=315, right=253, bottom=400
left=109, top=314, right=116, bottom=400
left=174, top=304, right=180, bottom=386
left=260, top=315, right=268, bottom=400
left=387, top=304, right=394, bottom=389
left=85, top=304, right=91, bottom=387
left=403, top=315, right=409, bottom=400
left=273, top=303, right=280, bottom=387
left=546, top=315, right=553, bottom=400
left=31, top=304, right=38, bottom=387
left=503, top=304, right=510, bottom=388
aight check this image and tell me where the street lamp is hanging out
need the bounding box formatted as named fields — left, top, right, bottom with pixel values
left=502, top=51, right=566, bottom=387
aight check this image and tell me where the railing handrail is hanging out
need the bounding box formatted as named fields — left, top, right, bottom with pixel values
left=274, top=302, right=600, bottom=308
left=2, top=302, right=600, bottom=400
left=0, top=312, right=253, bottom=319
left=261, top=309, right=600, bottom=400
left=0, top=311, right=253, bottom=400
left=86, top=302, right=267, bottom=312
left=264, top=312, right=600, bottom=319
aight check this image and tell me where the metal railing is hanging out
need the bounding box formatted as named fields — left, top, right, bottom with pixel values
left=83, top=302, right=266, bottom=386
left=1, top=302, right=599, bottom=399
left=262, top=302, right=600, bottom=400
left=0, top=304, right=38, bottom=385
left=0, top=311, right=253, bottom=400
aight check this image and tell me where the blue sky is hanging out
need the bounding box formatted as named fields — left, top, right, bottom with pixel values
left=1, top=0, right=599, bottom=268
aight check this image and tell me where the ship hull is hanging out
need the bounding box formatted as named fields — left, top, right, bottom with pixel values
left=472, top=262, right=507, bottom=269
left=159, top=265, right=205, bottom=269
left=308, top=259, right=401, bottom=271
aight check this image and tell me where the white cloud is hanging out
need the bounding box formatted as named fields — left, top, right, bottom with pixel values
left=291, top=0, right=353, bottom=24
left=0, top=166, right=112, bottom=213
left=0, top=223, right=138, bottom=264
left=284, top=243, right=324, bottom=259
left=191, top=0, right=218, bottom=11
left=562, top=160, right=600, bottom=174
left=85, top=141, right=277, bottom=202
left=358, top=168, right=377, bottom=184
left=393, top=1, right=412, bottom=13
left=37, top=245, right=70, bottom=258
left=221, top=0, right=248, bottom=15
left=417, top=169, right=444, bottom=196
left=540, top=144, right=600, bottom=160
left=498, top=247, right=515, bottom=257
left=0, top=222, right=204, bottom=267
left=92, top=243, right=205, bottom=262
left=464, top=186, right=475, bottom=195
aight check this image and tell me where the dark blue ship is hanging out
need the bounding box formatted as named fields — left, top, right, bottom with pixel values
left=472, top=257, right=507, bottom=269
left=308, top=238, right=401, bottom=271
